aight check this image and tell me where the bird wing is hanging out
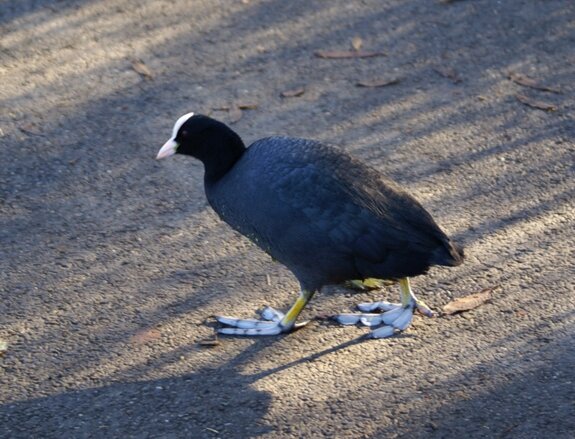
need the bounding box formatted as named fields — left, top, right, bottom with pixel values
left=257, top=139, right=446, bottom=264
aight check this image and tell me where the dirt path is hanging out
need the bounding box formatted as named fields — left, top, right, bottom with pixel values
left=1, top=1, right=574, bottom=437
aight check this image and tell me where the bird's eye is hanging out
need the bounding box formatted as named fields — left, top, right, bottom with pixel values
left=181, top=130, right=188, bottom=137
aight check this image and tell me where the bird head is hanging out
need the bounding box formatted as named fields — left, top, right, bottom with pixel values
left=156, top=112, right=196, bottom=159
left=157, top=112, right=245, bottom=159
left=156, top=113, right=246, bottom=181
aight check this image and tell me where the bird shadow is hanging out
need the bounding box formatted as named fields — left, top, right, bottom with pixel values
left=0, top=364, right=272, bottom=439
left=0, top=329, right=373, bottom=439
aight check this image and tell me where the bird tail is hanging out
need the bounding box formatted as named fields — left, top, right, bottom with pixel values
left=432, top=240, right=465, bottom=267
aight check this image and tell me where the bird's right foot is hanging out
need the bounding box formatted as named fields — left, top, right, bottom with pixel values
left=216, top=306, right=307, bottom=336
left=216, top=290, right=314, bottom=336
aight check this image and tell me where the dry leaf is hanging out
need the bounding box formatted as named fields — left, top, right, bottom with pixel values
left=0, top=340, right=7, bottom=356
left=19, top=123, right=43, bottom=136
left=212, top=105, right=231, bottom=112
left=315, top=50, right=386, bottom=59
left=442, top=286, right=498, bottom=315
left=237, top=102, right=258, bottom=110
left=131, top=58, right=154, bottom=80
left=434, top=66, right=461, bottom=83
left=281, top=87, right=305, bottom=98
left=212, top=103, right=255, bottom=120
left=228, top=107, right=243, bottom=123
left=357, top=77, right=400, bottom=88
left=198, top=337, right=220, bottom=347
left=130, top=328, right=161, bottom=344
left=516, top=94, right=557, bottom=111
left=508, top=72, right=561, bottom=93
left=351, top=36, right=363, bottom=51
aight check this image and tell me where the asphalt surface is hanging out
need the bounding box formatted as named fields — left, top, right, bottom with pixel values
left=1, top=1, right=574, bottom=438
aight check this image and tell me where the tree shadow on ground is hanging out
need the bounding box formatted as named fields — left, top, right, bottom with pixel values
left=370, top=314, right=575, bottom=438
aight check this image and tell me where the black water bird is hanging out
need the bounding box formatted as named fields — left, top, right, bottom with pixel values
left=157, top=113, right=464, bottom=338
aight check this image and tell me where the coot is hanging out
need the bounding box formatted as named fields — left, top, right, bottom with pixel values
left=157, top=113, right=464, bottom=338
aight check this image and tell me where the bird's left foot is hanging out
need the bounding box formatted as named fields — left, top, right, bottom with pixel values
left=335, top=278, right=433, bottom=338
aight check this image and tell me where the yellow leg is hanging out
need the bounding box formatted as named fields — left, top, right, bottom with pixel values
left=399, top=278, right=412, bottom=306
left=399, top=277, right=433, bottom=317
left=279, top=289, right=315, bottom=330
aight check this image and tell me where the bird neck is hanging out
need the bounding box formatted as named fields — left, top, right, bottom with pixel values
left=195, top=127, right=246, bottom=184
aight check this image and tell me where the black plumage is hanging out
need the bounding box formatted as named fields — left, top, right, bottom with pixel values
left=157, top=114, right=464, bottom=337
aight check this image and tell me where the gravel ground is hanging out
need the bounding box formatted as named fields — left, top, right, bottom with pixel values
left=1, top=1, right=574, bottom=438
